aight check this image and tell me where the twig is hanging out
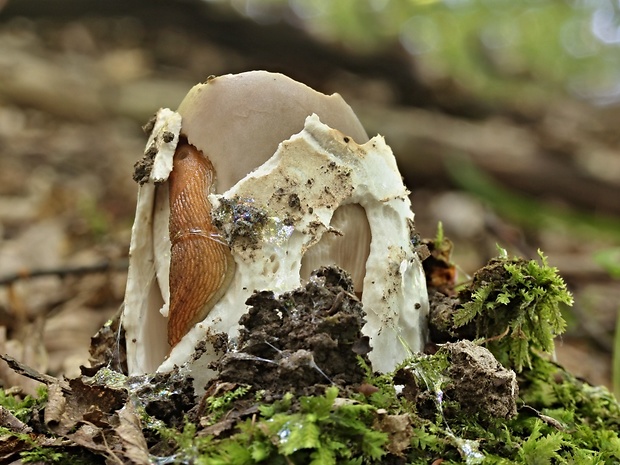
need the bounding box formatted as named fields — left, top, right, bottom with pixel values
left=0, top=353, right=69, bottom=392
left=0, top=260, right=128, bottom=286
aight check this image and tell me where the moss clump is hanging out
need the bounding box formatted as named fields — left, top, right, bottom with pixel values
left=432, top=249, right=573, bottom=372
left=20, top=447, right=94, bottom=465
left=3, top=341, right=620, bottom=464
left=152, top=386, right=387, bottom=465
left=146, top=349, right=617, bottom=464
left=390, top=352, right=620, bottom=464
left=1, top=250, right=618, bottom=464
left=0, top=385, right=47, bottom=423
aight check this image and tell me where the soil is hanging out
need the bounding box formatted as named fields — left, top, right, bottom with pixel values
left=214, top=266, right=370, bottom=395
left=0, top=0, right=617, bottom=397
left=442, top=340, right=518, bottom=419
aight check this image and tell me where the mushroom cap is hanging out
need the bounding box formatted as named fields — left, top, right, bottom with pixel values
left=177, top=71, right=369, bottom=192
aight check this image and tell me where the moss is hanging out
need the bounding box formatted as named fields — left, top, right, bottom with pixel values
left=3, top=350, right=620, bottom=464
left=200, top=384, right=252, bottom=425
left=20, top=448, right=94, bottom=465
left=0, top=385, right=47, bottom=423
left=151, top=386, right=388, bottom=465
left=1, top=248, right=618, bottom=464
left=433, top=248, right=573, bottom=372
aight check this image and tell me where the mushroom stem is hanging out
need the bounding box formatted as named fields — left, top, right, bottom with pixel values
left=167, top=141, right=235, bottom=347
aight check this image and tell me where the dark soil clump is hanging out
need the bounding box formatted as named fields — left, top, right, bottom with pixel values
left=214, top=266, right=370, bottom=395
left=442, top=340, right=518, bottom=419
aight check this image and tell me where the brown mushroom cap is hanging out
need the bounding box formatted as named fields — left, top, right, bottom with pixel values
left=177, top=71, right=369, bottom=192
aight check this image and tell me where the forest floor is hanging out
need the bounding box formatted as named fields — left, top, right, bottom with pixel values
left=0, top=1, right=618, bottom=396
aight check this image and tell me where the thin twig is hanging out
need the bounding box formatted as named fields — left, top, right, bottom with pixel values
left=0, top=353, right=69, bottom=392
left=0, top=260, right=128, bottom=286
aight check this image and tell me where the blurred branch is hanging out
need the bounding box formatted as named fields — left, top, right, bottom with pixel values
left=2, top=0, right=619, bottom=222
left=0, top=260, right=128, bottom=287
left=356, top=103, right=620, bottom=219
left=0, top=0, right=431, bottom=107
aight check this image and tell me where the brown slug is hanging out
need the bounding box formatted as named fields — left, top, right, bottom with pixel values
left=167, top=141, right=235, bottom=348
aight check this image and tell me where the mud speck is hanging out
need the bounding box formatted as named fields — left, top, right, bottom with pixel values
left=132, top=143, right=157, bottom=184
left=214, top=266, right=370, bottom=394
left=288, top=193, right=301, bottom=209
left=142, top=113, right=157, bottom=135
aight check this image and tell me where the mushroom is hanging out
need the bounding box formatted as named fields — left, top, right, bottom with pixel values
left=122, top=72, right=429, bottom=389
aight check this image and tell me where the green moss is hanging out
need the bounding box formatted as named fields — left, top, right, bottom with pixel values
left=0, top=385, right=47, bottom=423
left=204, top=384, right=251, bottom=424
left=3, top=244, right=619, bottom=464
left=117, top=246, right=619, bottom=464
left=21, top=448, right=93, bottom=465
left=454, top=249, right=573, bottom=372
left=151, top=386, right=387, bottom=465
left=4, top=350, right=620, bottom=464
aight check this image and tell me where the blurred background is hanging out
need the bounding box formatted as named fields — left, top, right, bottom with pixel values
left=0, top=0, right=618, bottom=393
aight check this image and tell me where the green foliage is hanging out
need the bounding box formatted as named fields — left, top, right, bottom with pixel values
left=406, top=351, right=450, bottom=385
left=6, top=353, right=620, bottom=464
left=517, top=420, right=564, bottom=464
left=615, top=305, right=620, bottom=401
left=4, top=245, right=617, bottom=464
left=21, top=449, right=66, bottom=464
left=434, top=220, right=444, bottom=245
left=226, top=1, right=620, bottom=108
left=355, top=356, right=405, bottom=411
left=21, top=448, right=92, bottom=465
left=409, top=423, right=441, bottom=453
left=521, top=356, right=620, bottom=430
left=0, top=386, right=47, bottom=423
left=156, top=420, right=212, bottom=461
left=225, top=386, right=387, bottom=464
left=77, top=196, right=110, bottom=240
left=515, top=355, right=620, bottom=463
left=454, top=249, right=572, bottom=371
left=356, top=349, right=618, bottom=463
left=204, top=384, right=251, bottom=423
left=445, top=157, right=620, bottom=243
left=594, top=247, right=620, bottom=279
left=150, top=386, right=387, bottom=464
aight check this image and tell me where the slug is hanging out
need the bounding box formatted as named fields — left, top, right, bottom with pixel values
left=167, top=141, right=236, bottom=348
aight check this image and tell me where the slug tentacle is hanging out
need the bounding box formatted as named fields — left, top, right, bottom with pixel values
left=167, top=141, right=235, bottom=348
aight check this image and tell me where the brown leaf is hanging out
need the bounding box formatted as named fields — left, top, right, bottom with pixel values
left=69, top=424, right=119, bottom=463
left=115, top=402, right=150, bottom=465
left=200, top=418, right=236, bottom=437
left=44, top=375, right=126, bottom=435
left=43, top=382, right=67, bottom=430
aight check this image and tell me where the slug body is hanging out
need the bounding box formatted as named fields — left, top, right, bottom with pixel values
left=167, top=142, right=235, bottom=348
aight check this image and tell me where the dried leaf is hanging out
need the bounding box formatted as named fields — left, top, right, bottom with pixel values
left=43, top=382, right=67, bottom=430
left=115, top=402, right=150, bottom=465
